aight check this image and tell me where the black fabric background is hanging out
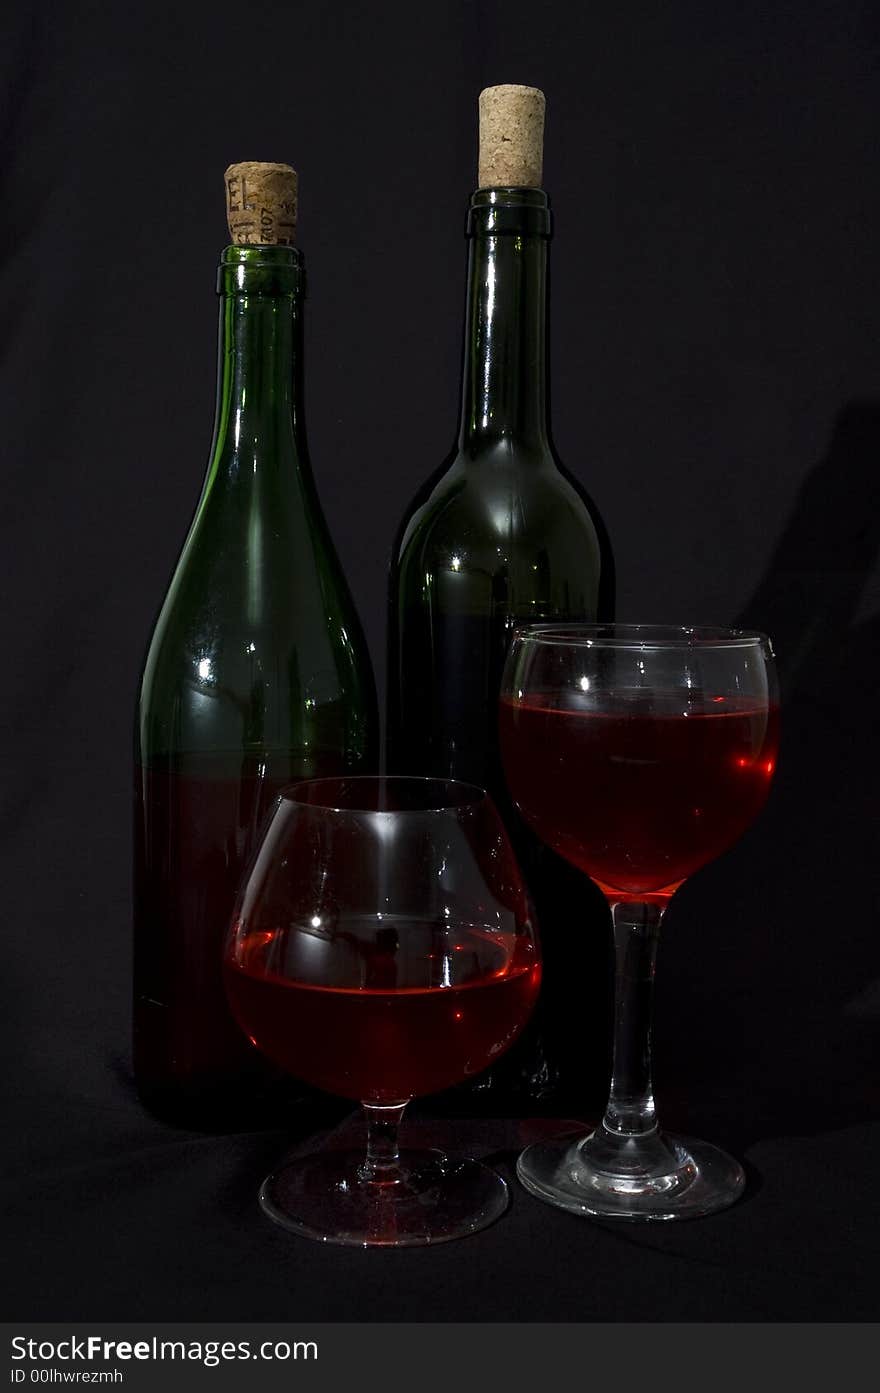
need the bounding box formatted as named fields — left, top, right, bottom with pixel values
left=2, top=0, right=879, bottom=1320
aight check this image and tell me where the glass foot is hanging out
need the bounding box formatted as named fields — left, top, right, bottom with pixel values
left=517, top=1126, right=745, bottom=1221
left=260, top=1148, right=509, bottom=1247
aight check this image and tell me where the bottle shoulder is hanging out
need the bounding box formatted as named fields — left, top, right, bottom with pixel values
left=159, top=458, right=357, bottom=614
left=393, top=450, right=604, bottom=568
left=140, top=473, right=374, bottom=712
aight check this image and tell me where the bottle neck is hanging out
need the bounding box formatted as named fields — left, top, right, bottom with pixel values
left=457, top=189, right=552, bottom=455
left=210, top=246, right=304, bottom=470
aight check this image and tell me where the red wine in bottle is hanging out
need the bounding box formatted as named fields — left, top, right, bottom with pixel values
left=387, top=89, right=614, bottom=1110
left=135, top=163, right=378, bottom=1124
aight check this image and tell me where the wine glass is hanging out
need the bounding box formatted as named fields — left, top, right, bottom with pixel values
left=223, top=775, right=541, bottom=1246
left=500, top=624, right=779, bottom=1220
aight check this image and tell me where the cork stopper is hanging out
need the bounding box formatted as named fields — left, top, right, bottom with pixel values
left=478, top=85, right=545, bottom=189
left=224, top=162, right=298, bottom=246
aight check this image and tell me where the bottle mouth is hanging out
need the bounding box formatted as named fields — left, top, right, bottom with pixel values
left=216, top=244, right=304, bottom=295
left=220, top=245, right=301, bottom=265
left=467, top=187, right=551, bottom=237
left=470, top=187, right=548, bottom=206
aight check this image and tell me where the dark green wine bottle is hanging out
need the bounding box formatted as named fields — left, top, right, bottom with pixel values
left=135, top=163, right=378, bottom=1124
left=387, top=89, right=614, bottom=1109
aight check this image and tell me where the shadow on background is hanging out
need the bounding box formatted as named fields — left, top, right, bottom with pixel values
left=658, top=401, right=880, bottom=1151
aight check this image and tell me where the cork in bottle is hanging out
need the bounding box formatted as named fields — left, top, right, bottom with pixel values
left=224, top=162, right=298, bottom=246
left=478, top=85, right=545, bottom=189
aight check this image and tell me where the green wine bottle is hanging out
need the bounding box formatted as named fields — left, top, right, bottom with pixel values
left=387, top=88, right=614, bottom=1109
left=135, top=163, right=378, bottom=1124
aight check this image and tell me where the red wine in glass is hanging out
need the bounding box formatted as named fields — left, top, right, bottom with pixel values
left=222, top=775, right=541, bottom=1246
left=500, top=624, right=780, bottom=1222
left=225, top=920, right=541, bottom=1104
left=500, top=692, right=779, bottom=899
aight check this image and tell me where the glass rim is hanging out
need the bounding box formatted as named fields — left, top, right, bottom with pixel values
left=277, top=774, right=490, bottom=815
left=510, top=623, right=773, bottom=652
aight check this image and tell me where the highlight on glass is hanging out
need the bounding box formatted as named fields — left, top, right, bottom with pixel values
left=500, top=624, right=779, bottom=1220
left=223, top=776, right=541, bottom=1247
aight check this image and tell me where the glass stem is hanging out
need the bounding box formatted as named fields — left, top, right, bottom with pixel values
left=601, top=900, right=665, bottom=1138
left=358, top=1102, right=408, bottom=1186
